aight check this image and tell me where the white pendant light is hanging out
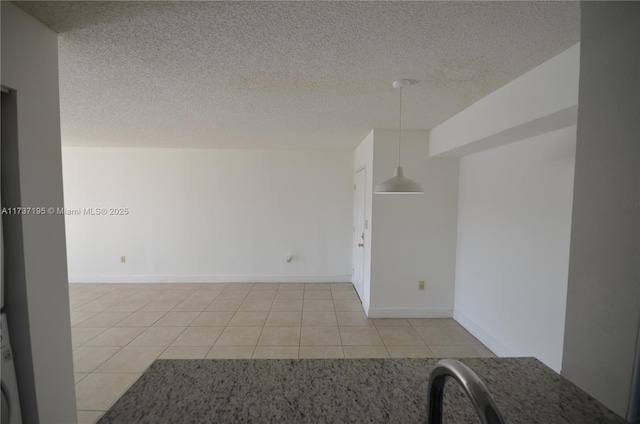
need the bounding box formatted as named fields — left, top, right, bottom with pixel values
left=374, top=79, right=424, bottom=195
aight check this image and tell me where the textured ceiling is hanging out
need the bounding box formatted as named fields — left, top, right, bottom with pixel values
left=16, top=1, right=580, bottom=150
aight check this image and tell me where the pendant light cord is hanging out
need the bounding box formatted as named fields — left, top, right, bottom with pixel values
left=398, top=86, right=403, bottom=168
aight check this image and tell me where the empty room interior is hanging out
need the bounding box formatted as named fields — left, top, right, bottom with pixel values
left=1, top=1, right=639, bottom=423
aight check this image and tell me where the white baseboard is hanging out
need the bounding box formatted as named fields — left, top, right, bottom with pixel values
left=68, top=275, right=352, bottom=284
left=366, top=307, right=453, bottom=319
left=453, top=309, right=516, bottom=358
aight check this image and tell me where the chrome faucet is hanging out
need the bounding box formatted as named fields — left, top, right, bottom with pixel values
left=427, top=359, right=506, bottom=424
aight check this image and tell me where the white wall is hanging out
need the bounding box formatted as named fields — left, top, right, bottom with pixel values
left=368, top=130, right=459, bottom=318
left=62, top=147, right=354, bottom=283
left=1, top=3, right=77, bottom=422
left=454, top=127, right=576, bottom=372
left=562, top=3, right=640, bottom=419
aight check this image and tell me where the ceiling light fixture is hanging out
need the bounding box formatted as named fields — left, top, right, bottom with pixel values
left=374, top=79, right=424, bottom=195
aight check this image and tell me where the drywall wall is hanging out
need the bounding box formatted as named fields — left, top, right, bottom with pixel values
left=454, top=126, right=576, bottom=372
left=430, top=43, right=579, bottom=158
left=562, top=2, right=640, bottom=419
left=62, top=147, right=354, bottom=283
left=1, top=2, right=77, bottom=422
left=429, top=41, right=581, bottom=373
left=368, top=130, right=459, bottom=318
left=353, top=131, right=374, bottom=311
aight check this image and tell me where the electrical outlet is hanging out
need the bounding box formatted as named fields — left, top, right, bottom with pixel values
left=419, top=280, right=425, bottom=290
left=120, top=256, right=126, bottom=263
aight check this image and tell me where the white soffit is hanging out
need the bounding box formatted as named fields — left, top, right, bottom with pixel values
left=15, top=1, right=580, bottom=150
left=429, top=43, right=580, bottom=157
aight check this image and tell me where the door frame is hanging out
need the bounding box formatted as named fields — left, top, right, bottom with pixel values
left=352, top=166, right=366, bottom=301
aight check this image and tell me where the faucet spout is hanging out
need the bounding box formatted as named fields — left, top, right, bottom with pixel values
left=427, top=359, right=505, bottom=424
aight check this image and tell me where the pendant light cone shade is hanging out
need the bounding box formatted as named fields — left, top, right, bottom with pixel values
left=374, top=79, right=424, bottom=194
left=374, top=166, right=423, bottom=194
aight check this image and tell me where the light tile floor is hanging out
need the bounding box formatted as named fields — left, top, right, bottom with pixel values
left=68, top=282, right=494, bottom=423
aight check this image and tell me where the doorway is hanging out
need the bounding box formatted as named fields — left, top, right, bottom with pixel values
left=352, top=167, right=366, bottom=301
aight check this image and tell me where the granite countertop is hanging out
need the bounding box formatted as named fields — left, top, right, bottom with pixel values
left=99, top=357, right=625, bottom=423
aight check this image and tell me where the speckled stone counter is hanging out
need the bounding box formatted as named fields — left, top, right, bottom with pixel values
left=98, top=357, right=625, bottom=423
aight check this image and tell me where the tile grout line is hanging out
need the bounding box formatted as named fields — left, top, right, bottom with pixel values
left=330, top=289, right=346, bottom=359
